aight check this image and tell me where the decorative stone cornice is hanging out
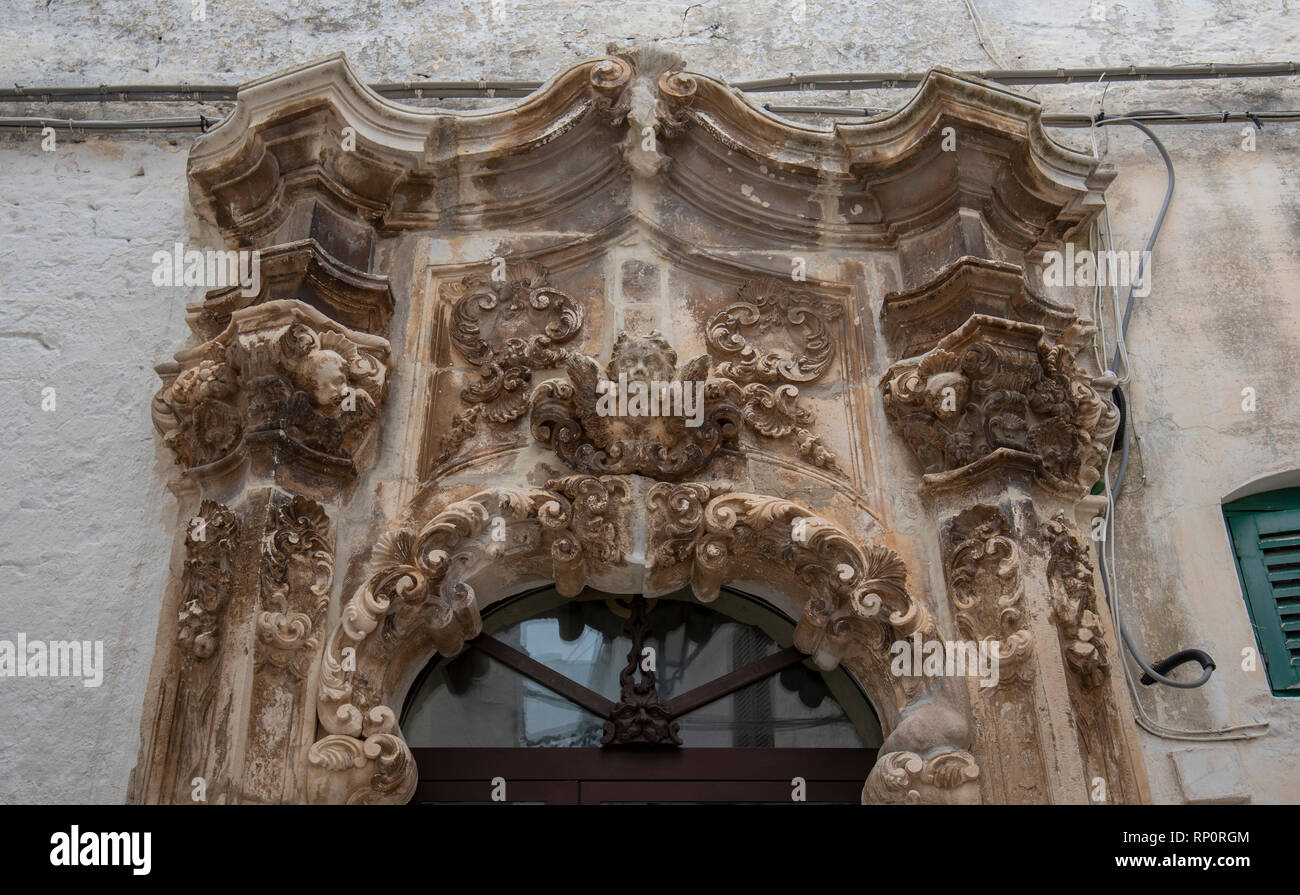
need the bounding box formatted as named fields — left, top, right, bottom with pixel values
left=880, top=314, right=1118, bottom=497
left=188, top=53, right=634, bottom=243
left=188, top=239, right=393, bottom=341
left=653, top=66, right=1111, bottom=251
left=882, top=256, right=1082, bottom=359
left=153, top=300, right=390, bottom=484
left=187, top=52, right=1107, bottom=253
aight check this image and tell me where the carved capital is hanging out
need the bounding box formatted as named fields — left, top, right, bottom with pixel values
left=153, top=300, right=391, bottom=484
left=881, top=314, right=1118, bottom=496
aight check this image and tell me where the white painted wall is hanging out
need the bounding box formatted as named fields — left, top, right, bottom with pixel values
left=0, top=0, right=1297, bottom=803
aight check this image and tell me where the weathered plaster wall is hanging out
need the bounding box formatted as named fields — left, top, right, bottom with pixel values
left=0, top=0, right=1297, bottom=803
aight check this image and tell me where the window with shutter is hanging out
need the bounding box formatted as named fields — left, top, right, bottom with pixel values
left=1225, top=488, right=1300, bottom=696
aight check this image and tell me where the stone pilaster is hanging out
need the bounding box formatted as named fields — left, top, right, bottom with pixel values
left=879, top=260, right=1150, bottom=804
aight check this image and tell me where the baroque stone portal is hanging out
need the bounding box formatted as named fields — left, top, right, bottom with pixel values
left=131, top=47, right=1149, bottom=806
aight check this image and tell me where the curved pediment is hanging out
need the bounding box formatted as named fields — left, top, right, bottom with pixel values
left=187, top=50, right=1109, bottom=259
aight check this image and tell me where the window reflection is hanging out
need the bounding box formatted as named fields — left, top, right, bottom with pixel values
left=402, top=588, right=882, bottom=748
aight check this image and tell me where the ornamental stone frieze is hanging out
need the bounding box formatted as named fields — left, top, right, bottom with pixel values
left=152, top=300, right=390, bottom=485
left=881, top=313, right=1119, bottom=497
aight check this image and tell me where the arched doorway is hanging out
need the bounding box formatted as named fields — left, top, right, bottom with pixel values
left=400, top=585, right=882, bottom=803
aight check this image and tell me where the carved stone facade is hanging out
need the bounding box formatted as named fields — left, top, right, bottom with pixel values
left=130, top=48, right=1150, bottom=805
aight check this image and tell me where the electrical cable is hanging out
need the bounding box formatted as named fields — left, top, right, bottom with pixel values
left=1, top=61, right=1294, bottom=105
left=1088, top=117, right=1269, bottom=738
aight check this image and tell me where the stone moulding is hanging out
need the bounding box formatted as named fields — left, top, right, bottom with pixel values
left=881, top=313, right=1119, bottom=497
left=653, top=66, right=1109, bottom=251
left=187, top=53, right=635, bottom=242
left=185, top=52, right=1105, bottom=254
left=188, top=238, right=394, bottom=341
left=881, top=255, right=1082, bottom=358
left=152, top=299, right=391, bottom=483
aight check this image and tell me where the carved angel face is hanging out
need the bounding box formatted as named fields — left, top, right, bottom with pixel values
left=297, top=349, right=350, bottom=410
left=606, top=332, right=676, bottom=384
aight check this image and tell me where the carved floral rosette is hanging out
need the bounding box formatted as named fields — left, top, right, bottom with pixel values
left=881, top=314, right=1118, bottom=496
left=1043, top=512, right=1110, bottom=687
left=945, top=505, right=1035, bottom=684
left=308, top=475, right=627, bottom=802
left=438, top=260, right=585, bottom=462
left=153, top=300, right=390, bottom=479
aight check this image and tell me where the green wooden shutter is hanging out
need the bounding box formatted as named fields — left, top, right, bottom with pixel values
left=1225, top=488, right=1300, bottom=696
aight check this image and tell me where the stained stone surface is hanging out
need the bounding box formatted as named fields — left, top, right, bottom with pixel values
left=0, top=0, right=1297, bottom=803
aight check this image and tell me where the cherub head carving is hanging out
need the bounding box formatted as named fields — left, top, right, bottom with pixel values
left=605, top=331, right=677, bottom=384
left=296, top=348, right=350, bottom=411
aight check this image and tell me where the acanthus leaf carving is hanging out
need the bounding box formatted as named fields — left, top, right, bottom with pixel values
left=645, top=483, right=932, bottom=687
left=530, top=331, right=741, bottom=478
left=313, top=476, right=627, bottom=771
left=255, top=495, right=333, bottom=677
left=1043, top=512, right=1110, bottom=688
left=530, top=329, right=841, bottom=478
left=177, top=499, right=240, bottom=660
left=945, top=505, right=1035, bottom=684
left=438, top=260, right=584, bottom=462
left=862, top=750, right=981, bottom=804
